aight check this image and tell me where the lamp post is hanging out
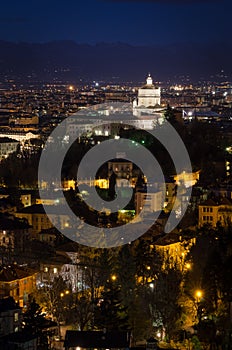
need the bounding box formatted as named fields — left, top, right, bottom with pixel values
left=58, top=290, right=70, bottom=338
left=195, top=290, right=203, bottom=322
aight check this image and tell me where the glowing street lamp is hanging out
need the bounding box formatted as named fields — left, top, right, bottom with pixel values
left=111, top=275, right=117, bottom=282
left=195, top=290, right=203, bottom=301
left=60, top=290, right=70, bottom=298
left=195, top=289, right=203, bottom=322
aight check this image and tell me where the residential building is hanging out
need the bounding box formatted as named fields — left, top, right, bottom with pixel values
left=135, top=190, right=163, bottom=214
left=0, top=297, right=39, bottom=349
left=0, top=265, right=37, bottom=307
left=0, top=137, right=19, bottom=161
left=15, top=204, right=70, bottom=236
left=0, top=297, right=22, bottom=336
left=154, top=232, right=196, bottom=270
left=108, top=159, right=133, bottom=180
left=198, top=198, right=232, bottom=227
left=173, top=170, right=201, bottom=188
left=0, top=215, right=31, bottom=255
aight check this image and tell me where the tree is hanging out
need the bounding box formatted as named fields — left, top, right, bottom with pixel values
left=72, top=295, right=94, bottom=331
left=36, top=276, right=71, bottom=323
left=164, top=104, right=177, bottom=125
left=94, top=281, right=129, bottom=331
left=133, top=239, right=161, bottom=285
left=147, top=268, right=183, bottom=341
left=108, top=172, right=117, bottom=199
left=23, top=299, right=49, bottom=348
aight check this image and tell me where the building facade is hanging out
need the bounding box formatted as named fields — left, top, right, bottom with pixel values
left=134, top=74, right=161, bottom=108
left=198, top=198, right=232, bottom=227
left=0, top=265, right=37, bottom=307
left=0, top=137, right=19, bottom=161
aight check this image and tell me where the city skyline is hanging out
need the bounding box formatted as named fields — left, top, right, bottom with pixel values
left=1, top=1, right=232, bottom=349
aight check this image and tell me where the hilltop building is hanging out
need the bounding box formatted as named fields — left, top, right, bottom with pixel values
left=66, top=73, right=164, bottom=139
left=133, top=74, right=162, bottom=117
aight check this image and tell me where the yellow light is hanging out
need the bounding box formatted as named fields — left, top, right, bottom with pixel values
left=186, top=263, right=191, bottom=270
left=60, top=292, right=64, bottom=297
left=65, top=290, right=70, bottom=295
left=146, top=266, right=151, bottom=270
left=195, top=290, right=203, bottom=299
left=69, top=85, right=74, bottom=91
left=111, top=275, right=117, bottom=281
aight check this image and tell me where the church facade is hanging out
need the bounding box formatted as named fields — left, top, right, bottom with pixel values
left=133, top=74, right=162, bottom=117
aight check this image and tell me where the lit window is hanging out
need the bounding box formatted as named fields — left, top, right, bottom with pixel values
left=53, top=268, right=58, bottom=274
left=14, top=313, right=19, bottom=322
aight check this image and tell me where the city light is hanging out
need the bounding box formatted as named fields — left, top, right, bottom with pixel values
left=111, top=275, right=117, bottom=281
left=195, top=290, right=203, bottom=300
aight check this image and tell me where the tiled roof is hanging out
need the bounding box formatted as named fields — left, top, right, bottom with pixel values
left=0, top=265, right=37, bottom=282
left=56, top=240, right=80, bottom=253
left=154, top=232, right=181, bottom=246
left=200, top=198, right=232, bottom=207
left=200, top=199, right=218, bottom=206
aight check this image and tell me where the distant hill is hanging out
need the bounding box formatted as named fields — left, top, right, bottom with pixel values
left=0, top=40, right=231, bottom=83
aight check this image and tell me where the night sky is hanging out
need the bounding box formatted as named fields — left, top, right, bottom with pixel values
left=0, top=0, right=230, bottom=45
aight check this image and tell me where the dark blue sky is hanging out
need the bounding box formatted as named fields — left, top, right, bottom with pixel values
left=0, top=0, right=230, bottom=45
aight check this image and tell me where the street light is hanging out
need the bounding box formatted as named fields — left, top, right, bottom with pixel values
left=195, top=290, right=203, bottom=302
left=111, top=274, right=117, bottom=281
left=60, top=290, right=70, bottom=298
left=195, top=289, right=203, bottom=322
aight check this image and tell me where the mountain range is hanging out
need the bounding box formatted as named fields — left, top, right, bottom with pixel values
left=0, top=40, right=231, bottom=83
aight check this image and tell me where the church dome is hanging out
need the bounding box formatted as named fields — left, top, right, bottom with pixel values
left=141, top=74, right=155, bottom=89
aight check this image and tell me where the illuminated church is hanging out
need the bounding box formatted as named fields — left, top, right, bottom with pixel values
left=133, top=73, right=162, bottom=117
left=66, top=73, right=164, bottom=140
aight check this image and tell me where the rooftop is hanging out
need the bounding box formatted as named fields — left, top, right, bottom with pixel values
left=17, top=204, right=68, bottom=215
left=200, top=198, right=232, bottom=207
left=0, top=265, right=37, bottom=282
left=0, top=297, right=20, bottom=312
left=0, top=214, right=30, bottom=230
left=0, top=137, right=18, bottom=143
left=64, top=330, right=130, bottom=349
